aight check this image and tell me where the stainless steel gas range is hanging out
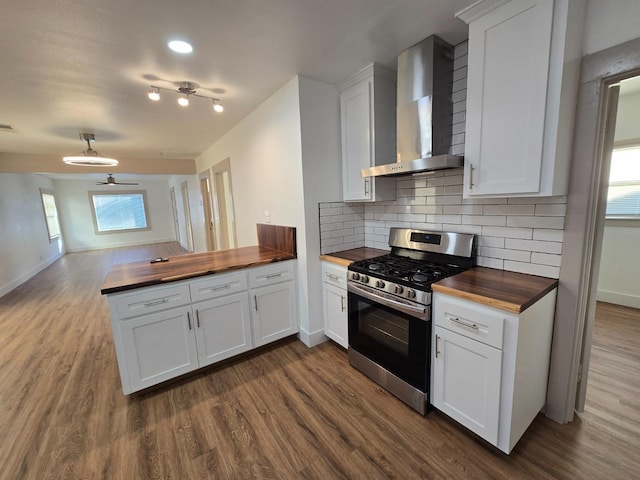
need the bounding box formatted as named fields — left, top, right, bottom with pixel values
left=347, top=228, right=476, bottom=414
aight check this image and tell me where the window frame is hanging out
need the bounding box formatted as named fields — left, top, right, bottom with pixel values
left=605, top=143, right=640, bottom=221
left=88, top=190, right=152, bottom=235
left=39, top=188, right=61, bottom=242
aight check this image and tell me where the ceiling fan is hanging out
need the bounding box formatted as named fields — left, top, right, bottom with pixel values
left=96, top=174, right=139, bottom=186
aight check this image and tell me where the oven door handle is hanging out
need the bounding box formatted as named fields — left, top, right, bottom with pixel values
left=348, top=283, right=428, bottom=320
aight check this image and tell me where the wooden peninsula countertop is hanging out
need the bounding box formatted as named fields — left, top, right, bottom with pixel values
left=101, top=224, right=297, bottom=295
left=319, top=247, right=388, bottom=267
left=432, top=267, right=558, bottom=314
left=101, top=246, right=296, bottom=295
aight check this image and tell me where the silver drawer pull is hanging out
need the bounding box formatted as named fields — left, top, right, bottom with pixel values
left=266, top=273, right=283, bottom=279
left=450, top=316, right=479, bottom=331
left=325, top=273, right=340, bottom=281
left=211, top=284, right=231, bottom=291
left=144, top=298, right=169, bottom=307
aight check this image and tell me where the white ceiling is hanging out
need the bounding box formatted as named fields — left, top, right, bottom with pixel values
left=0, top=0, right=473, bottom=168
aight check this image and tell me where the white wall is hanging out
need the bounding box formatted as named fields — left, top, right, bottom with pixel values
left=597, top=224, right=640, bottom=308
left=583, top=0, right=640, bottom=55
left=54, top=178, right=176, bottom=252
left=0, top=173, right=65, bottom=297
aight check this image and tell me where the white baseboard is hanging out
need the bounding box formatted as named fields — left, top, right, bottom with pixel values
left=0, top=252, right=64, bottom=298
left=65, top=237, right=178, bottom=253
left=297, top=328, right=327, bottom=348
left=597, top=289, right=640, bottom=309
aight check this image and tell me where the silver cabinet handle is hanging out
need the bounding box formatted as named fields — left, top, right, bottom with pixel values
left=468, top=164, right=475, bottom=189
left=265, top=273, right=283, bottom=279
left=341, top=295, right=345, bottom=312
left=144, top=298, right=168, bottom=307
left=325, top=273, right=340, bottom=281
left=364, top=178, right=370, bottom=196
left=450, top=316, right=479, bottom=331
left=196, top=310, right=201, bottom=328
left=435, top=335, right=441, bottom=358
left=254, top=295, right=258, bottom=311
left=211, top=284, right=231, bottom=292
left=187, top=311, right=192, bottom=330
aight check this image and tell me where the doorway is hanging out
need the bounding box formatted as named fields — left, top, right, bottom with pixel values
left=199, top=170, right=216, bottom=251
left=181, top=181, right=194, bottom=252
left=549, top=37, right=640, bottom=423
left=211, top=158, right=237, bottom=250
left=169, top=186, right=181, bottom=245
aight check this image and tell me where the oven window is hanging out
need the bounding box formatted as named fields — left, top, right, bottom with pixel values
left=359, top=308, right=409, bottom=356
left=348, top=291, right=429, bottom=390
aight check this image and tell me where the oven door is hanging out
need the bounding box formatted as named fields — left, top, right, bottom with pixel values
left=347, top=282, right=430, bottom=391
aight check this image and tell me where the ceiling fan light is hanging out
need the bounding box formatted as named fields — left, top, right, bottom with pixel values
left=148, top=88, right=160, bottom=101
left=178, top=94, right=189, bottom=107
left=213, top=100, right=224, bottom=113
left=63, top=155, right=119, bottom=167
left=168, top=40, right=193, bottom=54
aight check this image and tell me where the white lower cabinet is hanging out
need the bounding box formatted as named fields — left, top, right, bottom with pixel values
left=321, top=261, right=348, bottom=348
left=193, top=292, right=253, bottom=367
left=432, top=289, right=557, bottom=454
left=119, top=305, right=199, bottom=393
left=107, top=261, right=298, bottom=394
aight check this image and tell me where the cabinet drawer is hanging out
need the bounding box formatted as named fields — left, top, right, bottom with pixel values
left=321, top=262, right=347, bottom=289
left=249, top=261, right=295, bottom=288
left=189, top=271, right=247, bottom=303
left=433, top=293, right=505, bottom=349
left=112, top=283, right=191, bottom=320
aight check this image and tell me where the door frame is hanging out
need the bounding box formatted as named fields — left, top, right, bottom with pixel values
left=199, top=169, right=216, bottom=251
left=211, top=158, right=237, bottom=250
left=181, top=181, right=194, bottom=252
left=169, top=186, right=181, bottom=245
left=547, top=37, right=640, bottom=423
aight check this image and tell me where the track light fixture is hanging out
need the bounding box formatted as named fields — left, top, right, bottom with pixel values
left=147, top=81, right=224, bottom=112
left=63, top=133, right=119, bottom=167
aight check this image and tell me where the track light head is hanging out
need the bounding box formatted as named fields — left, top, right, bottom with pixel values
left=147, top=81, right=223, bottom=113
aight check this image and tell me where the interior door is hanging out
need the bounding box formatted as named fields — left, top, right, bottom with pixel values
left=199, top=171, right=216, bottom=251
left=181, top=181, right=194, bottom=252
left=169, top=187, right=181, bottom=244
left=211, top=158, right=237, bottom=249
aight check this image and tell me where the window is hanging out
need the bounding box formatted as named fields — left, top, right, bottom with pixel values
left=40, top=189, right=61, bottom=241
left=89, top=191, right=151, bottom=234
left=606, top=146, right=640, bottom=218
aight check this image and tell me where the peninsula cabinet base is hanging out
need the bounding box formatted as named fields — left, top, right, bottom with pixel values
left=106, top=261, right=298, bottom=394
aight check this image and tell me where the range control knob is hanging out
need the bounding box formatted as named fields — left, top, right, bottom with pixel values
left=395, top=285, right=404, bottom=295
left=406, top=289, right=416, bottom=299
left=351, top=272, right=360, bottom=281
left=376, top=280, right=385, bottom=288
left=361, top=275, right=370, bottom=283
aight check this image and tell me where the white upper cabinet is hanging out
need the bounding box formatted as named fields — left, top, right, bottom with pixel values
left=339, top=64, right=396, bottom=202
left=457, top=0, right=585, bottom=197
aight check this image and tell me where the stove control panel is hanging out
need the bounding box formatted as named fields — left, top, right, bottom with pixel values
left=348, top=271, right=430, bottom=305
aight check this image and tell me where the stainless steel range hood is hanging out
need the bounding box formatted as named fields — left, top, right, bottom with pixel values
left=362, top=36, right=463, bottom=178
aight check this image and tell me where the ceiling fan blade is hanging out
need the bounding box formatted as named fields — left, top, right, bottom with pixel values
left=115, top=182, right=139, bottom=185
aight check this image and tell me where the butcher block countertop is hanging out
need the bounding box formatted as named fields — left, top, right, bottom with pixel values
left=319, top=247, right=388, bottom=267
left=101, top=224, right=297, bottom=295
left=432, top=267, right=558, bottom=314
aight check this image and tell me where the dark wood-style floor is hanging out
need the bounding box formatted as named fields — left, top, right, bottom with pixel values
left=1, top=243, right=638, bottom=479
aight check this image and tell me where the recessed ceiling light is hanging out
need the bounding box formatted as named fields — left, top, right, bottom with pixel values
left=168, top=40, right=193, bottom=54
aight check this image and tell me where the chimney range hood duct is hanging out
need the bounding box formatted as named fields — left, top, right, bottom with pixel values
left=362, top=35, right=463, bottom=177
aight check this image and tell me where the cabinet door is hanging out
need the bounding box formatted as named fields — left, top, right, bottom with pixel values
left=323, top=282, right=348, bottom=348
left=432, top=325, right=502, bottom=445
left=120, top=306, right=198, bottom=393
left=193, top=292, right=253, bottom=367
left=463, top=0, right=554, bottom=196
left=341, top=80, right=374, bottom=201
left=251, top=282, right=298, bottom=347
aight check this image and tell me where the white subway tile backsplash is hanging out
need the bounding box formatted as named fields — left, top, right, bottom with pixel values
left=483, top=204, right=535, bottom=216
left=410, top=222, right=444, bottom=231
left=442, top=224, right=482, bottom=235
left=482, top=226, right=533, bottom=239
left=504, top=261, right=560, bottom=278
left=506, top=216, right=565, bottom=229
left=463, top=215, right=507, bottom=226
left=444, top=204, right=483, bottom=215
left=429, top=195, right=463, bottom=206
left=412, top=205, right=443, bottom=215
left=480, top=247, right=531, bottom=262
left=508, top=195, right=567, bottom=204
left=427, top=214, right=462, bottom=224
left=478, top=256, right=504, bottom=269
left=505, top=238, right=562, bottom=254
left=533, top=229, right=565, bottom=242
left=531, top=252, right=562, bottom=267
left=479, top=236, right=506, bottom=248
left=535, top=204, right=567, bottom=216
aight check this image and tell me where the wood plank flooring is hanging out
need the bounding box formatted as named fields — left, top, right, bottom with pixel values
left=1, top=243, right=638, bottom=479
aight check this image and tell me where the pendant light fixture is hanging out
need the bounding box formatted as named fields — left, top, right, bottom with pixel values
left=63, top=133, right=118, bottom=167
left=147, top=81, right=224, bottom=112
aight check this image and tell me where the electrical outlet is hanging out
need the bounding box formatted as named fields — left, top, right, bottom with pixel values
left=264, top=210, right=270, bottom=223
